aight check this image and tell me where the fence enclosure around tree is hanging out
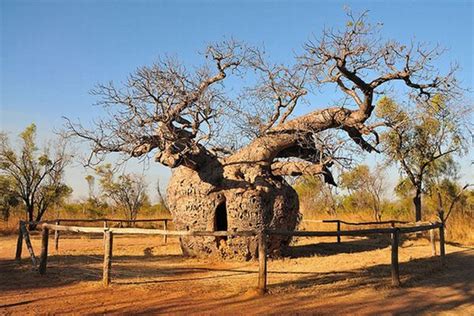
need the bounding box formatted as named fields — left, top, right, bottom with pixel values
left=15, top=217, right=446, bottom=293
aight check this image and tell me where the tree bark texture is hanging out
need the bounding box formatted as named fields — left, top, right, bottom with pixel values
left=414, top=188, right=422, bottom=222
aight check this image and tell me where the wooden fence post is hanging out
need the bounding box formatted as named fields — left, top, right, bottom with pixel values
left=429, top=228, right=437, bottom=256
left=439, top=223, right=446, bottom=265
left=15, top=221, right=24, bottom=262
left=336, top=220, right=341, bottom=243
left=21, top=222, right=38, bottom=267
left=103, top=220, right=108, bottom=245
left=391, top=228, right=401, bottom=287
left=163, top=220, right=168, bottom=244
left=39, top=226, right=49, bottom=275
left=54, top=220, right=60, bottom=252
left=258, top=231, right=267, bottom=294
left=103, top=229, right=113, bottom=287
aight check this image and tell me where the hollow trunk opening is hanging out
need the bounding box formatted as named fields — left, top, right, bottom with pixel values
left=214, top=201, right=228, bottom=247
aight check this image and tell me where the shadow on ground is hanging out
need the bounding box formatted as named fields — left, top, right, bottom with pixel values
left=105, top=250, right=474, bottom=315
left=1, top=244, right=472, bottom=315
left=284, top=235, right=391, bottom=258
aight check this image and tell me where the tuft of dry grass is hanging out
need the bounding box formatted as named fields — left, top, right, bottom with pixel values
left=445, top=212, right=474, bottom=244
left=2, top=206, right=471, bottom=245
left=300, top=209, right=473, bottom=245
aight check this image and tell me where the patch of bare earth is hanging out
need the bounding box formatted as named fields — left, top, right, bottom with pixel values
left=0, top=233, right=472, bottom=315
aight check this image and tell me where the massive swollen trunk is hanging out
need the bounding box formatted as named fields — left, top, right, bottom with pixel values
left=168, top=163, right=299, bottom=260
left=166, top=107, right=368, bottom=260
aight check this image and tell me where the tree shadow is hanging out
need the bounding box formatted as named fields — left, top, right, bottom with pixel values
left=267, top=250, right=473, bottom=313
left=1, top=248, right=472, bottom=315
left=124, top=249, right=470, bottom=315
left=0, top=253, right=184, bottom=292
left=284, top=235, right=392, bottom=258
left=103, top=250, right=474, bottom=315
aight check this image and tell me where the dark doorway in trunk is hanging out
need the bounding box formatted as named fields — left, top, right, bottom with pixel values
left=215, top=201, right=228, bottom=247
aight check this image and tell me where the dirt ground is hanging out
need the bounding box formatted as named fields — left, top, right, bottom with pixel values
left=0, top=231, right=473, bottom=315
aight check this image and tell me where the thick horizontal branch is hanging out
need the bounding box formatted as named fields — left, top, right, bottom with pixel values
left=271, top=161, right=336, bottom=185
left=271, top=161, right=325, bottom=177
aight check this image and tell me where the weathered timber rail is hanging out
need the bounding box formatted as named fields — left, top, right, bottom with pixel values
left=21, top=218, right=171, bottom=250
left=302, top=219, right=410, bottom=225
left=301, top=219, right=435, bottom=244
left=30, top=218, right=171, bottom=224
left=15, top=218, right=445, bottom=294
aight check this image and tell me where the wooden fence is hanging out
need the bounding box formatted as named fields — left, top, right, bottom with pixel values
left=33, top=223, right=256, bottom=287
left=18, top=218, right=170, bottom=251
left=301, top=219, right=426, bottom=244
left=15, top=218, right=445, bottom=294
left=267, top=221, right=444, bottom=289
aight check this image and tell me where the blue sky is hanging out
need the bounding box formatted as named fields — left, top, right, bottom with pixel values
left=1, top=0, right=473, bottom=200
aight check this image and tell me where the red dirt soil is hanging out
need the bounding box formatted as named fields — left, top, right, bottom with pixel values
left=0, top=232, right=473, bottom=315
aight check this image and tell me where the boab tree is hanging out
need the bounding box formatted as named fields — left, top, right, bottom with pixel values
left=66, top=12, right=460, bottom=259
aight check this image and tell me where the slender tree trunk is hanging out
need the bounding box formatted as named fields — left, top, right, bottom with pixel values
left=32, top=203, right=49, bottom=229
left=26, top=204, right=36, bottom=230
left=374, top=196, right=382, bottom=222
left=414, top=188, right=422, bottom=222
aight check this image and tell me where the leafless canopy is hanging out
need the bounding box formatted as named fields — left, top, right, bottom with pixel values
left=299, top=10, right=460, bottom=152
left=65, top=40, right=257, bottom=167
left=66, top=11, right=461, bottom=177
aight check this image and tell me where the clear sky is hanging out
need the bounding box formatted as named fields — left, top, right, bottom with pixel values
left=1, top=0, right=473, bottom=200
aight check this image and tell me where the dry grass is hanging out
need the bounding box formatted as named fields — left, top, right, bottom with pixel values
left=444, top=212, right=474, bottom=244
left=1, top=233, right=473, bottom=315
left=3, top=207, right=471, bottom=246
left=0, top=215, right=21, bottom=236
left=0, top=211, right=173, bottom=236
left=301, top=209, right=474, bottom=245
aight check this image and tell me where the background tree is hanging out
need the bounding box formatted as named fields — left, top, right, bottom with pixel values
left=82, top=174, right=107, bottom=212
left=0, top=124, right=72, bottom=228
left=294, top=175, right=340, bottom=217
left=340, top=164, right=386, bottom=221
left=156, top=178, right=169, bottom=213
left=96, top=164, right=149, bottom=221
left=376, top=95, right=468, bottom=221
left=420, top=159, right=472, bottom=223
left=85, top=175, right=96, bottom=201
left=0, top=175, right=20, bottom=222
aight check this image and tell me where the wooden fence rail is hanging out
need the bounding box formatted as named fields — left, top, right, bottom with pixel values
left=17, top=219, right=445, bottom=294
left=303, top=219, right=411, bottom=225
left=26, top=218, right=171, bottom=224
left=21, top=218, right=171, bottom=252
left=301, top=219, right=434, bottom=243
left=41, top=224, right=257, bottom=237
